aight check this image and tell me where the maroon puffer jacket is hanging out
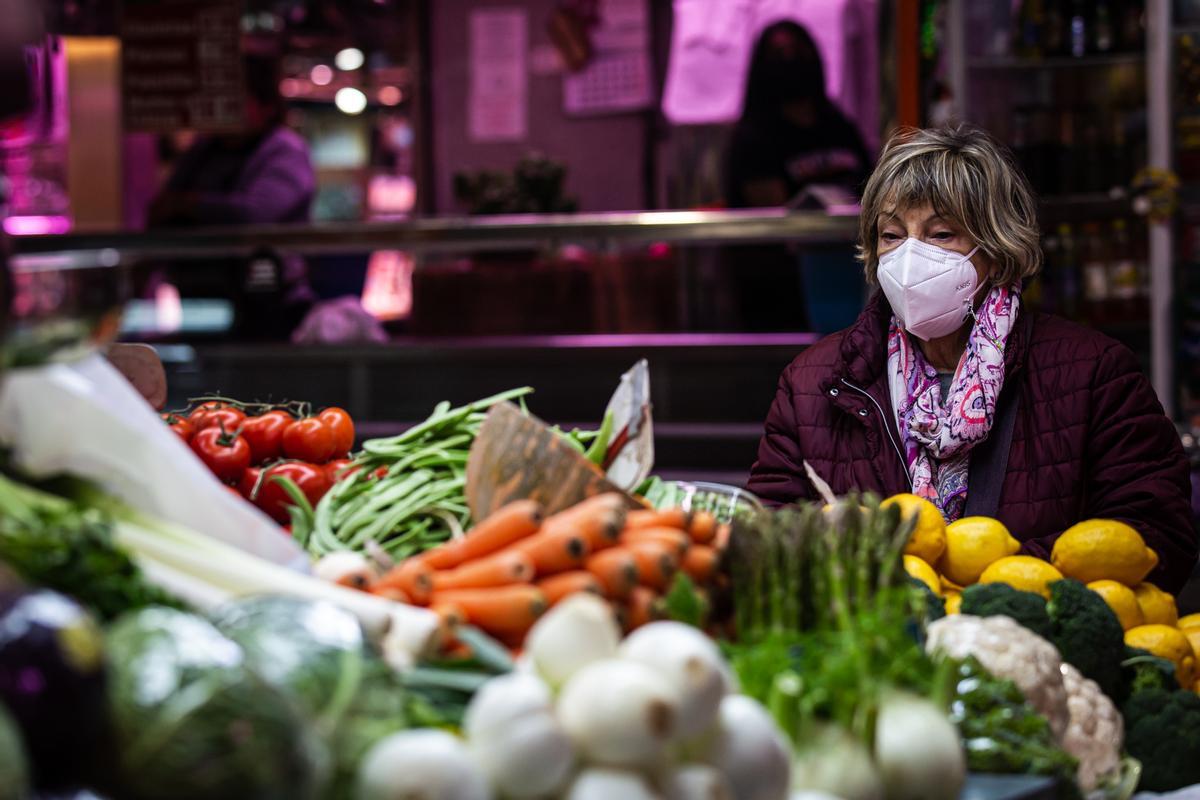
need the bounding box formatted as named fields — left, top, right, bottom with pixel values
left=747, top=293, right=1198, bottom=593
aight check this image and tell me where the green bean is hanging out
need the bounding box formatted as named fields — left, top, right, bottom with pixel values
left=344, top=476, right=464, bottom=545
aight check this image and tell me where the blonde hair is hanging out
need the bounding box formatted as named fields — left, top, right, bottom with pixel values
left=858, top=125, right=1042, bottom=287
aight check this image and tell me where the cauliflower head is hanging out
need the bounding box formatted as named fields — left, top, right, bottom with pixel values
left=1059, top=662, right=1123, bottom=792
left=926, top=615, right=1070, bottom=739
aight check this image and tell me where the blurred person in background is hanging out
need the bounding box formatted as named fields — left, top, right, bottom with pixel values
left=147, top=50, right=315, bottom=340
left=148, top=52, right=313, bottom=226
left=723, top=21, right=872, bottom=332
left=726, top=20, right=871, bottom=208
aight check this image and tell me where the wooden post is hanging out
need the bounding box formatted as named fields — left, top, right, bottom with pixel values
left=896, top=0, right=921, bottom=128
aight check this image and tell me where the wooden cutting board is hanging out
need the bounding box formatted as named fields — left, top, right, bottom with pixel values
left=466, top=401, right=642, bottom=519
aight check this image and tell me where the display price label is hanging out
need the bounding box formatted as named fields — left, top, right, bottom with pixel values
left=121, top=0, right=244, bottom=132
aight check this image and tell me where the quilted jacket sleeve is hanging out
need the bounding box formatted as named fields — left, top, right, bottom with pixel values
left=1021, top=342, right=1198, bottom=593
left=746, top=367, right=812, bottom=507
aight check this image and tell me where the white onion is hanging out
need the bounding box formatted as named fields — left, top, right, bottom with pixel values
left=619, top=621, right=734, bottom=738
left=557, top=658, right=681, bottom=768
left=699, top=695, right=790, bottom=800
left=526, top=593, right=621, bottom=687
left=356, top=729, right=491, bottom=800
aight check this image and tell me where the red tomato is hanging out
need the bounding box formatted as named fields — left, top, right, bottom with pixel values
left=242, top=410, right=292, bottom=464
left=282, top=418, right=336, bottom=463
left=187, top=401, right=225, bottom=429
left=162, top=413, right=194, bottom=443
left=318, top=407, right=355, bottom=456
left=193, top=406, right=246, bottom=435
left=325, top=458, right=357, bottom=482
left=225, top=485, right=244, bottom=499
left=255, top=462, right=331, bottom=522
left=190, top=427, right=251, bottom=483
left=239, top=466, right=263, bottom=499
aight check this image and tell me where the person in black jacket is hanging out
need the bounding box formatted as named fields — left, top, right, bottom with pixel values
left=726, top=20, right=872, bottom=208
left=723, top=21, right=872, bottom=332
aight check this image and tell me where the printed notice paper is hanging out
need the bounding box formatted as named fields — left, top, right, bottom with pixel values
left=468, top=8, right=529, bottom=141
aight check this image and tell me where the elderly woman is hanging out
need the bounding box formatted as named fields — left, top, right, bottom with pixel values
left=747, top=126, right=1197, bottom=592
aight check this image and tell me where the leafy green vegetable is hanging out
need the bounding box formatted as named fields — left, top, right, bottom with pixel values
left=0, top=703, right=27, bottom=800
left=661, top=573, right=709, bottom=629
left=106, top=607, right=327, bottom=800
left=948, top=658, right=1081, bottom=800
left=212, top=596, right=409, bottom=800
left=0, top=472, right=183, bottom=621
left=584, top=410, right=614, bottom=466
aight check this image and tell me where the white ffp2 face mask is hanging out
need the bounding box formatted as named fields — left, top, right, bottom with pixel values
left=877, top=238, right=981, bottom=341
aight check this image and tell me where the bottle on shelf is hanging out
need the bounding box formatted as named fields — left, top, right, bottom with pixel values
left=1069, top=0, right=1088, bottom=57
left=1081, top=222, right=1111, bottom=322
left=1117, top=0, right=1144, bottom=52
left=1109, top=219, right=1140, bottom=309
left=1044, top=0, right=1068, bottom=56
left=1015, top=0, right=1048, bottom=59
left=1091, top=0, right=1115, bottom=54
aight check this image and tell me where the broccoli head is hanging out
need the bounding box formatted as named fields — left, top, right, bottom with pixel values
left=1045, top=579, right=1125, bottom=700
left=1121, top=688, right=1200, bottom=792
left=960, top=583, right=1053, bottom=639
left=1117, top=646, right=1179, bottom=704
left=910, top=578, right=946, bottom=623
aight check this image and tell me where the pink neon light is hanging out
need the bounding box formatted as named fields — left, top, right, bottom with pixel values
left=2, top=216, right=71, bottom=236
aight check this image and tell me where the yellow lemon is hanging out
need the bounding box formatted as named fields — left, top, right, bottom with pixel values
left=904, top=555, right=941, bottom=596
left=1087, top=580, right=1146, bottom=631
left=1185, top=629, right=1200, bottom=664
left=937, top=516, right=1022, bottom=587
left=945, top=592, right=963, bottom=615
left=978, top=556, right=1064, bottom=599
left=1180, top=613, right=1200, bottom=632
left=940, top=574, right=964, bottom=594
left=1051, top=519, right=1158, bottom=586
left=1134, top=583, right=1179, bottom=627
left=1126, top=624, right=1197, bottom=688
left=884, top=494, right=947, bottom=566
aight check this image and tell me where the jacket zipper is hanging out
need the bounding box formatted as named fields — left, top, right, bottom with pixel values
left=840, top=378, right=913, bottom=491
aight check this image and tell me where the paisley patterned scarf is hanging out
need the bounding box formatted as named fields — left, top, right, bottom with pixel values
left=886, top=285, right=1021, bottom=521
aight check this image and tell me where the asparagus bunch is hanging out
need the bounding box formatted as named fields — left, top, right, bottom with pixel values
left=727, top=495, right=917, bottom=642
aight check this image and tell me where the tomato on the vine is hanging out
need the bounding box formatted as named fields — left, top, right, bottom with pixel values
left=190, top=428, right=251, bottom=483
left=238, top=466, right=263, bottom=499
left=193, top=406, right=246, bottom=435
left=318, top=407, right=355, bottom=456
left=162, top=413, right=194, bottom=443
left=325, top=458, right=357, bottom=483
left=242, top=410, right=292, bottom=464
left=188, top=401, right=225, bottom=429
left=255, top=462, right=331, bottom=523
left=281, top=418, right=335, bottom=463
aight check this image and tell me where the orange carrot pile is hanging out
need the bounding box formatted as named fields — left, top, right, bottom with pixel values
left=362, top=495, right=731, bottom=645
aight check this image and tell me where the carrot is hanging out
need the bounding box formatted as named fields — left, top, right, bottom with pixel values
left=370, top=585, right=411, bottom=604
left=372, top=557, right=433, bottom=605
left=585, top=548, right=640, bottom=600
left=423, top=499, right=545, bottom=570
left=624, top=586, right=661, bottom=632
left=537, top=571, right=604, bottom=604
left=430, top=602, right=464, bottom=650
left=431, top=551, right=535, bottom=592
left=625, top=507, right=691, bottom=532
left=688, top=511, right=718, bottom=544
left=682, top=545, right=720, bottom=583
left=511, top=527, right=590, bottom=576
left=430, top=585, right=547, bottom=638
left=619, top=527, right=690, bottom=558
left=626, top=540, right=679, bottom=591
left=541, top=493, right=626, bottom=550
left=714, top=522, right=732, bottom=550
